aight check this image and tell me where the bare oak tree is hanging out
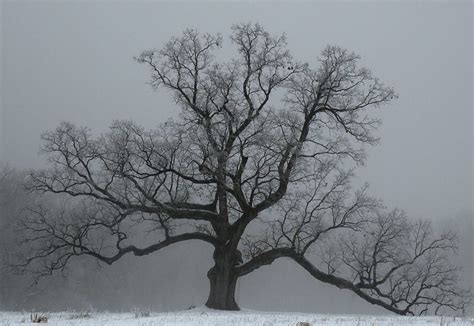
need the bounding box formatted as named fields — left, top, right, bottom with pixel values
left=22, top=23, right=471, bottom=314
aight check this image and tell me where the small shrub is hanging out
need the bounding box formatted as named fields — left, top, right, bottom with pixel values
left=296, top=322, right=312, bottom=326
left=132, top=307, right=151, bottom=318
left=67, top=310, right=91, bottom=319
left=30, top=313, right=48, bottom=323
left=186, top=305, right=196, bottom=310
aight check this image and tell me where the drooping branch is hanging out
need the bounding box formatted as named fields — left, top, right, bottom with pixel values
left=239, top=204, right=471, bottom=315
left=19, top=200, right=218, bottom=278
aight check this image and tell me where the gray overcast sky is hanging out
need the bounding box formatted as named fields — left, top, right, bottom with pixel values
left=1, top=0, right=472, bottom=313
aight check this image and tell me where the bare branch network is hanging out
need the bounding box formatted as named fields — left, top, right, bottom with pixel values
left=20, top=23, right=471, bottom=315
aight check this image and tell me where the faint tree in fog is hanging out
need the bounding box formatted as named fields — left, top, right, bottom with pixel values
left=0, top=165, right=44, bottom=309
left=0, top=165, right=23, bottom=307
left=21, top=23, right=471, bottom=315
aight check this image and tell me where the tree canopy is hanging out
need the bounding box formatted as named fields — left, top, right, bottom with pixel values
left=21, top=23, right=471, bottom=315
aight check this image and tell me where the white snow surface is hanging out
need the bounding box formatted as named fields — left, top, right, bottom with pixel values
left=0, top=307, right=472, bottom=325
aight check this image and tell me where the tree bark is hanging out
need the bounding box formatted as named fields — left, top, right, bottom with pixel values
left=205, top=248, right=240, bottom=310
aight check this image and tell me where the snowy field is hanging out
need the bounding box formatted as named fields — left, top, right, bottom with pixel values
left=0, top=307, right=472, bottom=326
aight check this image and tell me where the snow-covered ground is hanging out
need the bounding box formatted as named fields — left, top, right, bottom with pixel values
left=0, top=307, right=472, bottom=325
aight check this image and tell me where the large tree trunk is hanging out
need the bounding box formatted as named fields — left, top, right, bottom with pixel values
left=205, top=248, right=240, bottom=310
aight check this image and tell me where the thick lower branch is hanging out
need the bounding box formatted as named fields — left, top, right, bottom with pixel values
left=236, top=248, right=411, bottom=315
left=87, top=232, right=218, bottom=265
left=236, top=247, right=294, bottom=277
left=22, top=232, right=219, bottom=271
left=292, top=255, right=410, bottom=315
